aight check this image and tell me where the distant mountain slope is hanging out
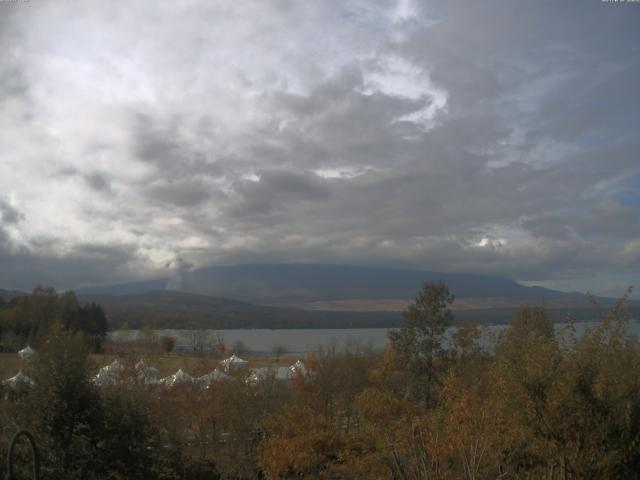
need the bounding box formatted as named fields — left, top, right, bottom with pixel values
left=0, top=288, right=27, bottom=301
left=78, top=290, right=629, bottom=330
left=78, top=263, right=582, bottom=304
left=79, top=290, right=401, bottom=330
left=77, top=279, right=168, bottom=296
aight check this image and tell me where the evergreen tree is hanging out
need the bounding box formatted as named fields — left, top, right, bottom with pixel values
left=388, top=281, right=454, bottom=407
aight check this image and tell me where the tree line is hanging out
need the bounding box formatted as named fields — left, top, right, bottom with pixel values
left=0, top=286, right=108, bottom=352
left=1, top=282, right=639, bottom=479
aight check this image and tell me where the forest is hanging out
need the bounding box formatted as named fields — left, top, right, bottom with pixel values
left=0, top=286, right=108, bottom=353
left=1, top=283, right=639, bottom=480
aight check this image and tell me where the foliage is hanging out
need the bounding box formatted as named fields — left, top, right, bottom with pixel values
left=3, top=283, right=640, bottom=480
left=160, top=335, right=177, bottom=354
left=232, top=339, right=248, bottom=356
left=7, top=326, right=182, bottom=480
left=388, top=281, right=454, bottom=406
left=0, top=286, right=107, bottom=352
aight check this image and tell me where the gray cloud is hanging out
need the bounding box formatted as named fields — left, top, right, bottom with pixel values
left=229, top=170, right=330, bottom=217
left=0, top=198, right=23, bottom=225
left=0, top=235, right=139, bottom=292
left=0, top=0, right=638, bottom=296
left=145, top=179, right=213, bottom=207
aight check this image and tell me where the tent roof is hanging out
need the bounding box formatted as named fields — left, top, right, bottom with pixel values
left=289, top=360, right=307, bottom=376
left=160, top=368, right=194, bottom=386
left=197, top=368, right=229, bottom=386
left=4, top=371, right=34, bottom=386
left=224, top=354, right=247, bottom=363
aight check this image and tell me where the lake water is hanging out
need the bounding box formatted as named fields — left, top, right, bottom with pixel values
left=109, top=320, right=640, bottom=354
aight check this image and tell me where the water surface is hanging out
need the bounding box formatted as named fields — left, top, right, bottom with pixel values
left=109, top=320, right=640, bottom=354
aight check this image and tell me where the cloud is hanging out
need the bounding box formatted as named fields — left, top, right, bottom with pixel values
left=145, top=179, right=213, bottom=207
left=0, top=198, right=24, bottom=225
left=0, top=0, right=638, bottom=297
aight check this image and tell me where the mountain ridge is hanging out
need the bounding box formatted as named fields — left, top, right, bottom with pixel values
left=76, top=263, right=584, bottom=303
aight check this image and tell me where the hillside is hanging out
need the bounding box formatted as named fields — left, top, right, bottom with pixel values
left=0, top=288, right=26, bottom=301
left=79, top=290, right=401, bottom=330
left=76, top=289, right=628, bottom=330
left=77, top=263, right=583, bottom=303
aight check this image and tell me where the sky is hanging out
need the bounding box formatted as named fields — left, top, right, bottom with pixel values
left=0, top=0, right=639, bottom=297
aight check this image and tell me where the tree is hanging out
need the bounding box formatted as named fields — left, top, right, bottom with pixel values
left=0, top=287, right=107, bottom=352
left=160, top=335, right=176, bottom=354
left=16, top=324, right=182, bottom=480
left=18, top=324, right=104, bottom=479
left=452, top=319, right=482, bottom=359
left=272, top=344, right=287, bottom=359
left=232, top=340, right=248, bottom=356
left=388, top=281, right=454, bottom=407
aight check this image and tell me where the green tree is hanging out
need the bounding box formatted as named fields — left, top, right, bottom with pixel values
left=16, top=324, right=181, bottom=480
left=232, top=339, right=248, bottom=356
left=388, top=281, right=454, bottom=406
left=160, top=335, right=176, bottom=354
left=19, top=325, right=104, bottom=479
left=0, top=287, right=107, bottom=352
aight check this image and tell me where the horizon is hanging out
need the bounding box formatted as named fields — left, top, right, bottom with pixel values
left=1, top=1, right=639, bottom=298
left=1, top=262, right=620, bottom=302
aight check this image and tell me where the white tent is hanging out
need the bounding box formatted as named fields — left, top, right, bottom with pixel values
left=160, top=368, right=193, bottom=387
left=197, top=368, right=229, bottom=387
left=246, top=366, right=291, bottom=385
left=135, top=359, right=147, bottom=371
left=135, top=360, right=160, bottom=384
left=93, top=359, right=125, bottom=387
left=275, top=366, right=291, bottom=380
left=245, top=368, right=268, bottom=385
left=108, top=359, right=125, bottom=372
left=3, top=371, right=34, bottom=388
left=220, top=354, right=248, bottom=371
left=289, top=360, right=307, bottom=377
left=18, top=346, right=36, bottom=360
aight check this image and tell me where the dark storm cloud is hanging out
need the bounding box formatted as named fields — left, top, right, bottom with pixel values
left=0, top=237, right=139, bottom=292
left=0, top=0, right=638, bottom=295
left=230, top=170, right=330, bottom=217
left=132, top=113, right=223, bottom=179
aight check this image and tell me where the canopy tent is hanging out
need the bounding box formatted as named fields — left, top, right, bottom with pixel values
left=197, top=368, right=229, bottom=387
left=289, top=360, right=307, bottom=376
left=220, top=354, right=248, bottom=371
left=18, top=346, right=36, bottom=360
left=160, top=368, right=194, bottom=387
left=246, top=368, right=268, bottom=385
left=3, top=371, right=34, bottom=388
left=108, top=359, right=125, bottom=372
left=93, top=359, right=125, bottom=387
left=135, top=359, right=160, bottom=384
left=246, top=366, right=291, bottom=385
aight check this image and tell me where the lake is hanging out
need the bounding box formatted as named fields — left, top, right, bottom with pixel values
left=109, top=320, right=640, bottom=354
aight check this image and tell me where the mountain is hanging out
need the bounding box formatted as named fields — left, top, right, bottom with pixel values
left=0, top=288, right=27, bottom=301
left=79, top=290, right=400, bottom=330
left=78, top=289, right=629, bottom=330
left=5, top=265, right=632, bottom=329
left=77, top=263, right=582, bottom=304
left=77, top=279, right=168, bottom=296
